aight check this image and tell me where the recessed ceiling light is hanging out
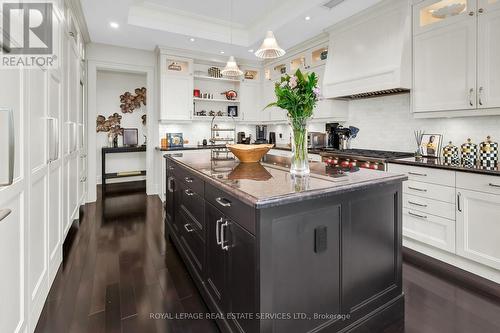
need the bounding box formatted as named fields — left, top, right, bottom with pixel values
left=248, top=49, right=254, bottom=53
left=109, top=21, right=119, bottom=29
left=305, top=16, right=311, bottom=21
left=220, top=51, right=225, bottom=54
left=189, top=38, right=195, bottom=42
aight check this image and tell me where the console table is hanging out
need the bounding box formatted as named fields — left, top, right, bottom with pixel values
left=101, top=146, right=146, bottom=191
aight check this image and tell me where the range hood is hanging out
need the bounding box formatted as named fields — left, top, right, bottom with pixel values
left=323, top=0, right=411, bottom=100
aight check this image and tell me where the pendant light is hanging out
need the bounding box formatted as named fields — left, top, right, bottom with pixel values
left=255, top=30, right=285, bottom=59
left=254, top=0, right=285, bottom=59
left=221, top=0, right=243, bottom=77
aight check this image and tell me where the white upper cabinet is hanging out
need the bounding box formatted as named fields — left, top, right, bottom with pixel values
left=413, top=0, right=500, bottom=114
left=312, top=66, right=348, bottom=120
left=240, top=80, right=262, bottom=122
left=413, top=4, right=477, bottom=112
left=160, top=55, right=193, bottom=121
left=477, top=1, right=500, bottom=108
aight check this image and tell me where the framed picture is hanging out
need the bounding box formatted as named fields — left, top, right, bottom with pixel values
left=167, top=133, right=184, bottom=148
left=227, top=105, right=238, bottom=117
left=123, top=128, right=138, bottom=146
left=420, top=134, right=442, bottom=157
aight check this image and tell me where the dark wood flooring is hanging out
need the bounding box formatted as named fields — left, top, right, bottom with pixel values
left=35, top=184, right=500, bottom=333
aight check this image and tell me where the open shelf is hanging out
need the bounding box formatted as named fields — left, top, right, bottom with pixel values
left=193, top=97, right=240, bottom=103
left=194, top=75, right=241, bottom=83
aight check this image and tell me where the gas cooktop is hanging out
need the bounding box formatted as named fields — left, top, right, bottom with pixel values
left=321, top=148, right=413, bottom=160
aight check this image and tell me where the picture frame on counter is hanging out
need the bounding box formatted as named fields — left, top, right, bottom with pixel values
left=227, top=105, right=238, bottom=117
left=421, top=133, right=442, bottom=158
left=123, top=128, right=138, bottom=147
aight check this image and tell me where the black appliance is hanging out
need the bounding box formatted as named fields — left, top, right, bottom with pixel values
left=255, top=125, right=268, bottom=144
left=321, top=149, right=413, bottom=171
left=237, top=132, right=246, bottom=144
left=269, top=132, right=276, bottom=145
left=326, top=123, right=352, bottom=150
left=326, top=123, right=339, bottom=148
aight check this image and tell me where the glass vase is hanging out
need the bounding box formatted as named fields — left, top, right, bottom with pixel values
left=289, top=117, right=310, bottom=176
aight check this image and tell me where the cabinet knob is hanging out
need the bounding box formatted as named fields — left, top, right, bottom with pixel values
left=478, top=8, right=484, bottom=14
left=468, top=11, right=475, bottom=16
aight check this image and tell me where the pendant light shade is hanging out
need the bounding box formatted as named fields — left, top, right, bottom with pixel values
left=255, top=31, right=286, bottom=59
left=221, top=55, right=243, bottom=77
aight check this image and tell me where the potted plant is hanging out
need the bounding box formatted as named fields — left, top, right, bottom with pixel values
left=266, top=69, right=320, bottom=175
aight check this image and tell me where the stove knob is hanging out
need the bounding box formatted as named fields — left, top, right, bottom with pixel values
left=363, top=162, right=371, bottom=168
left=370, top=164, right=379, bottom=170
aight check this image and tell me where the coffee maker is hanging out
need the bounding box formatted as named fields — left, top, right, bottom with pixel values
left=326, top=123, right=339, bottom=148
left=269, top=132, right=276, bottom=145
left=255, top=125, right=268, bottom=144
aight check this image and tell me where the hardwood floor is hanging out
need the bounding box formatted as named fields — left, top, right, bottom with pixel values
left=35, top=184, right=500, bottom=333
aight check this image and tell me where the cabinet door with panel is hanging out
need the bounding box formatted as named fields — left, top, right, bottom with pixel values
left=477, top=3, right=500, bottom=108
left=457, top=189, right=500, bottom=270
left=205, top=203, right=229, bottom=313
left=413, top=7, right=477, bottom=112
left=240, top=81, right=262, bottom=121
left=163, top=75, right=193, bottom=121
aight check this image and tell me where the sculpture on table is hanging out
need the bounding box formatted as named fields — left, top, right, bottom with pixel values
left=96, top=113, right=123, bottom=147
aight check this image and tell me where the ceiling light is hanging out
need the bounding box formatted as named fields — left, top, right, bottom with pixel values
left=305, top=16, right=311, bottom=21
left=109, top=22, right=119, bottom=29
left=221, top=55, right=243, bottom=77
left=220, top=51, right=225, bottom=54
left=189, top=38, right=195, bottom=42
left=255, top=31, right=286, bottom=59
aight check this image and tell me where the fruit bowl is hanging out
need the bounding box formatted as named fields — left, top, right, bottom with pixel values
left=226, top=144, right=274, bottom=163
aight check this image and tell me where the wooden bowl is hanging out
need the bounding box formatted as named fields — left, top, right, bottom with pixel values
left=226, top=144, right=274, bottom=163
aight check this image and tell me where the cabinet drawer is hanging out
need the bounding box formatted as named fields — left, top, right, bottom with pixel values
left=388, top=164, right=455, bottom=187
left=403, top=193, right=456, bottom=221
left=179, top=183, right=205, bottom=239
left=456, top=172, right=500, bottom=195
left=403, top=208, right=455, bottom=253
left=178, top=210, right=205, bottom=278
left=404, top=180, right=455, bottom=204
left=172, top=162, right=204, bottom=196
left=205, top=182, right=255, bottom=235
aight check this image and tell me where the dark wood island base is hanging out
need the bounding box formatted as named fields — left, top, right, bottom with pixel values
left=164, top=152, right=406, bottom=333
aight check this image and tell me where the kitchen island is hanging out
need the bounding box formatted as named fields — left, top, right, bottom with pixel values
left=164, top=150, right=406, bottom=333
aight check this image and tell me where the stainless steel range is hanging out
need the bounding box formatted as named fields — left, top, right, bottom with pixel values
left=320, top=149, right=413, bottom=171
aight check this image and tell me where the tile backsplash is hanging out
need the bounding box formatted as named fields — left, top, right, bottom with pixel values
left=270, top=94, right=500, bottom=153
left=158, top=94, right=500, bottom=153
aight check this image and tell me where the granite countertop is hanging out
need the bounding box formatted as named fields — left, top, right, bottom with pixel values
left=156, top=145, right=226, bottom=151
left=390, top=157, right=500, bottom=176
left=165, top=150, right=407, bottom=208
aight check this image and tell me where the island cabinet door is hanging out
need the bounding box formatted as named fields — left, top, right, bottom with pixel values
left=341, top=188, right=402, bottom=318
left=225, top=220, right=257, bottom=333
left=205, top=202, right=229, bottom=313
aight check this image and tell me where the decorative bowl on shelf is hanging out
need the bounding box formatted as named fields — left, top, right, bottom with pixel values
left=226, top=144, right=274, bottom=163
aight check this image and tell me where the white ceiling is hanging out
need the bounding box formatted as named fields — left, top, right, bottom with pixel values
left=80, top=0, right=382, bottom=61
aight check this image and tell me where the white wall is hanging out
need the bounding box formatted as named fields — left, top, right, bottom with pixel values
left=86, top=43, right=157, bottom=202
left=268, top=93, right=500, bottom=152
left=96, top=70, right=147, bottom=184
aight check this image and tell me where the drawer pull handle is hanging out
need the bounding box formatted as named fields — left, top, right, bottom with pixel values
left=184, top=177, right=194, bottom=183
left=184, top=189, right=194, bottom=196
left=216, top=218, right=224, bottom=245
left=167, top=177, right=174, bottom=193
left=215, top=197, right=231, bottom=207
left=408, top=186, right=427, bottom=192
left=0, top=209, right=12, bottom=223
left=408, top=211, right=427, bottom=219
left=457, top=192, right=462, bottom=212
left=408, top=172, right=427, bottom=177
left=408, top=201, right=427, bottom=208
left=221, top=221, right=229, bottom=251
left=184, top=224, right=194, bottom=233
left=488, top=183, right=500, bottom=188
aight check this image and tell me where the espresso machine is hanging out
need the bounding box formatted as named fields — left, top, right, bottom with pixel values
left=255, top=125, right=268, bottom=144
left=326, top=123, right=351, bottom=150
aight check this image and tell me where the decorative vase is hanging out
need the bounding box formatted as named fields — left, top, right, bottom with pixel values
left=289, top=116, right=310, bottom=176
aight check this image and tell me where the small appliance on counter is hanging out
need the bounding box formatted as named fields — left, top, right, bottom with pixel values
left=269, top=132, right=276, bottom=145
left=255, top=125, right=268, bottom=144
left=237, top=132, right=251, bottom=144
left=326, top=123, right=352, bottom=150
left=307, top=132, right=326, bottom=149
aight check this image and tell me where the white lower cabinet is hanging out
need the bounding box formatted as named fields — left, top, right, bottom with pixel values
left=456, top=188, right=500, bottom=270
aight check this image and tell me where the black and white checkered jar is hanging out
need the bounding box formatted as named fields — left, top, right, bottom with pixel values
left=479, top=136, right=498, bottom=166
left=442, top=141, right=460, bottom=164
left=461, top=138, right=478, bottom=167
